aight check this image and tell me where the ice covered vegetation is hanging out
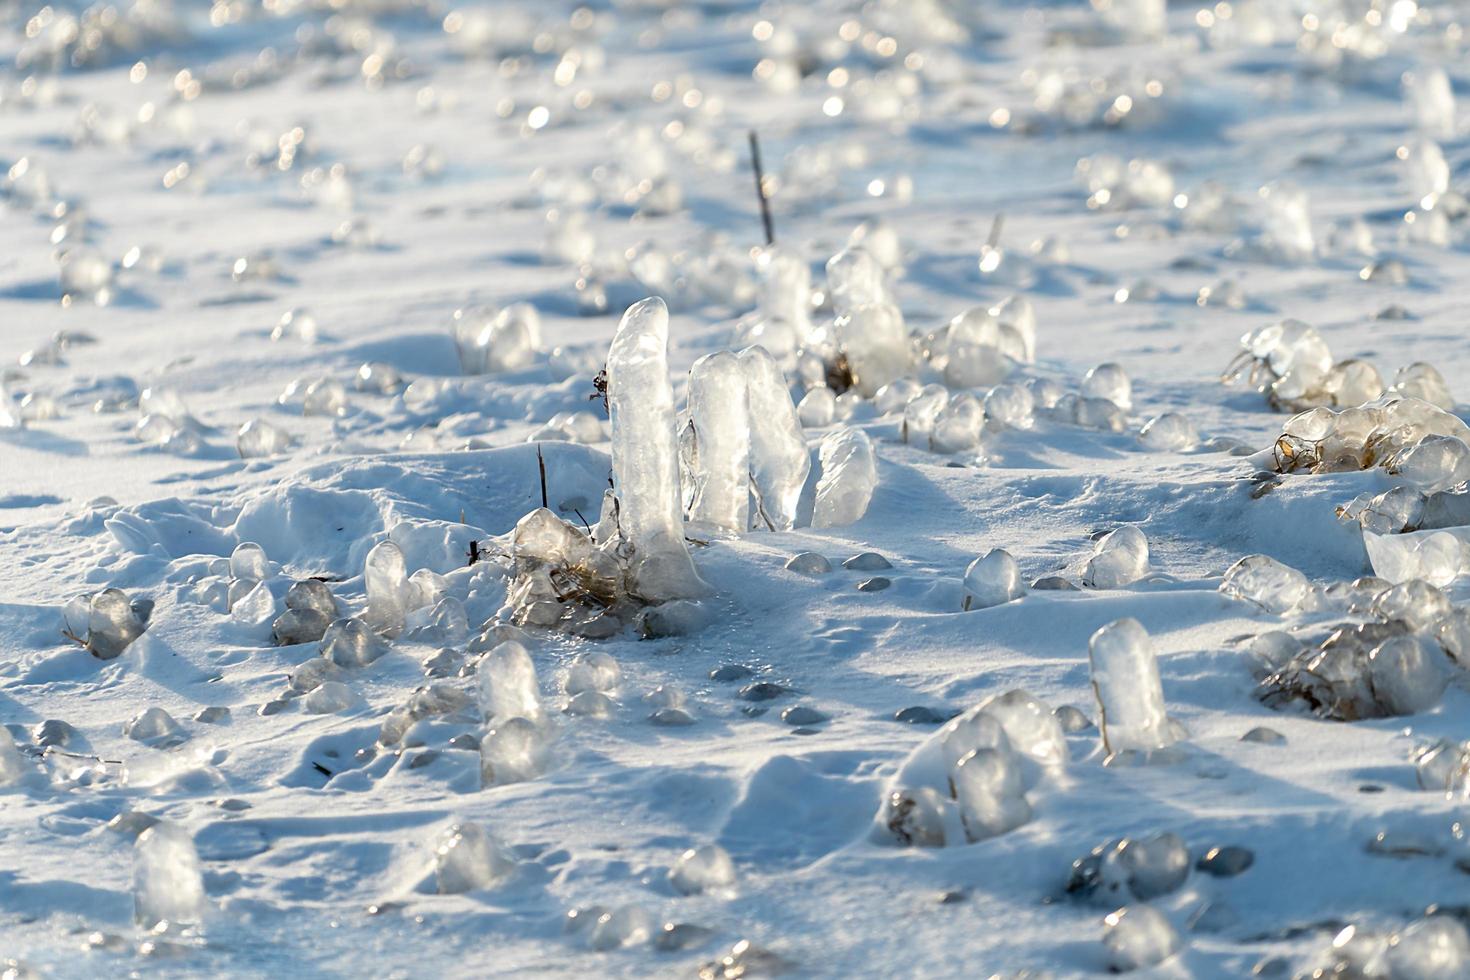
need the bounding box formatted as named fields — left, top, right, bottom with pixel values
left=6, top=0, right=1470, bottom=975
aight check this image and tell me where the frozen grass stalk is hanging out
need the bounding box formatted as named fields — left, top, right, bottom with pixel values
left=1089, top=618, right=1175, bottom=756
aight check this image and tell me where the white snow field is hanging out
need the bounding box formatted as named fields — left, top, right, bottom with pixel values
left=6, top=0, right=1470, bottom=977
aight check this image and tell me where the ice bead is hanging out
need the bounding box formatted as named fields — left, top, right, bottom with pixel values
left=837, top=303, right=911, bottom=397
left=0, top=729, right=27, bottom=785
left=1072, top=396, right=1127, bottom=432
left=952, top=747, right=1031, bottom=841
left=976, top=689, right=1067, bottom=768
left=983, top=384, right=1033, bottom=430
left=564, top=652, right=621, bottom=695
left=902, top=385, right=948, bottom=444
left=452, top=304, right=540, bottom=375
left=1102, top=905, right=1181, bottom=971
left=590, top=905, right=656, bottom=951
left=1368, top=636, right=1446, bottom=715
left=686, top=352, right=751, bottom=533
left=272, top=580, right=337, bottom=645
left=1364, top=530, right=1463, bottom=588
left=1220, top=555, right=1310, bottom=614
left=1387, top=917, right=1470, bottom=978
left=133, top=822, right=206, bottom=931
left=1068, top=833, right=1191, bottom=903
left=741, top=345, right=810, bottom=531
left=943, top=337, right=1010, bottom=390
left=1373, top=579, right=1453, bottom=631
left=124, top=707, right=184, bottom=746
left=962, top=549, right=1025, bottom=610
left=566, top=690, right=616, bottom=719
left=303, top=681, right=361, bottom=714
left=607, top=298, right=707, bottom=600
left=931, top=394, right=984, bottom=453
left=874, top=378, right=922, bottom=416
left=878, top=786, right=948, bottom=847
left=434, top=822, right=516, bottom=893
left=320, top=618, right=390, bottom=667
left=797, top=387, right=836, bottom=428
left=1083, top=526, right=1149, bottom=589
left=229, top=542, right=269, bottom=582
left=1081, top=362, right=1132, bottom=411
left=1089, top=618, right=1175, bottom=755
left=236, top=418, right=292, bottom=458
left=1138, top=413, right=1197, bottom=451
left=477, top=641, right=543, bottom=725
left=992, top=295, right=1037, bottom=363
left=812, top=427, right=877, bottom=528
left=87, top=588, right=145, bottom=659
left=825, top=247, right=888, bottom=316
left=480, top=717, right=551, bottom=785
left=230, top=581, right=274, bottom=627
left=302, top=378, right=347, bottom=417
left=1406, top=67, right=1456, bottom=139
left=364, top=541, right=413, bottom=635
left=1322, top=360, right=1385, bottom=408
left=669, top=844, right=736, bottom=895
left=1231, top=319, right=1334, bottom=407
left=1388, top=435, right=1470, bottom=494
left=1393, top=363, right=1455, bottom=411
left=939, top=709, right=1012, bottom=769
left=756, top=247, right=813, bottom=341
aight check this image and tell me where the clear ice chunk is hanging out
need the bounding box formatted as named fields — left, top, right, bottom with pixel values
left=565, top=652, right=621, bottom=695
left=686, top=351, right=751, bottom=532
left=477, top=641, right=544, bottom=725
left=1387, top=917, right=1470, bottom=978
left=480, top=717, right=551, bottom=786
left=87, top=588, right=145, bottom=659
left=741, top=345, right=810, bottom=531
left=607, top=297, right=707, bottom=600
left=1363, top=530, right=1463, bottom=588
left=836, top=303, right=911, bottom=396
left=303, top=681, right=361, bottom=714
left=124, top=707, right=184, bottom=746
left=983, top=384, right=1034, bottom=430
left=962, top=549, right=1025, bottom=610
left=825, top=247, right=889, bottom=316
left=1089, top=618, right=1176, bottom=755
left=133, top=822, right=207, bottom=931
left=236, top=418, right=293, bottom=458
left=434, top=822, right=516, bottom=893
left=452, top=304, right=541, bottom=375
left=797, top=387, right=836, bottom=427
left=229, top=542, right=269, bottom=582
left=1083, top=526, right=1149, bottom=589
left=364, top=540, right=413, bottom=636
left=1406, top=67, right=1456, bottom=139
left=669, top=844, right=736, bottom=895
left=812, top=427, right=877, bottom=528
left=1220, top=555, right=1310, bottom=614
left=589, top=905, right=656, bottom=951
left=975, top=689, right=1068, bottom=768
left=1081, top=362, right=1132, bottom=411
left=272, top=580, right=337, bottom=645
left=1138, top=413, right=1198, bottom=451
left=1102, top=905, right=1181, bottom=971
left=1368, top=636, right=1447, bottom=716
left=319, top=618, right=389, bottom=667
left=952, top=747, right=1031, bottom=841
left=877, top=786, right=949, bottom=847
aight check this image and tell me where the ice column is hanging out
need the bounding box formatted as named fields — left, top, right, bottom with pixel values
left=741, top=345, right=810, bottom=531
left=133, top=822, right=207, bottom=931
left=687, top=351, right=751, bottom=532
left=1088, top=618, right=1175, bottom=755
left=607, top=297, right=707, bottom=600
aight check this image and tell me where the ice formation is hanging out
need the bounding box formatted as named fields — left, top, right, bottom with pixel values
left=65, top=588, right=146, bottom=659
left=1138, top=412, right=1197, bottom=452
left=1406, top=67, right=1456, bottom=139
left=320, top=617, right=390, bottom=668
left=962, top=549, right=1025, bottom=610
left=952, top=747, right=1031, bottom=841
left=434, top=822, right=515, bottom=893
left=607, top=297, right=708, bottom=600
left=812, top=427, right=877, bottom=528
left=741, top=345, right=810, bottom=531
left=1102, top=905, right=1181, bottom=971
left=1080, top=362, right=1131, bottom=412
left=1266, top=395, right=1469, bottom=485
left=1089, top=618, right=1176, bottom=756
left=133, top=822, right=207, bottom=931
left=480, top=717, right=552, bottom=785
left=1082, top=526, right=1149, bottom=589
left=1067, top=832, right=1191, bottom=904
left=273, top=580, right=338, bottom=645
left=1220, top=555, right=1311, bottom=614
left=564, top=651, right=621, bottom=696
left=835, top=303, right=909, bottom=397
left=452, top=303, right=540, bottom=375
left=476, top=640, right=544, bottom=726
left=669, top=844, right=736, bottom=895
left=686, top=351, right=750, bottom=533
left=236, top=418, right=293, bottom=458
left=0, top=729, right=28, bottom=785
left=364, top=540, right=414, bottom=636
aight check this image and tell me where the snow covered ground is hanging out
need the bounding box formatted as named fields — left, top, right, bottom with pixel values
left=4, top=1, right=1470, bottom=976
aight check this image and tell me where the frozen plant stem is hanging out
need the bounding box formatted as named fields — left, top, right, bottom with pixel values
left=749, top=130, right=775, bottom=246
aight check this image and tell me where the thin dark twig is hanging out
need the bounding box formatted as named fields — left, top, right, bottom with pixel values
left=749, top=130, right=775, bottom=246
left=572, top=508, right=592, bottom=534
left=537, top=444, right=549, bottom=509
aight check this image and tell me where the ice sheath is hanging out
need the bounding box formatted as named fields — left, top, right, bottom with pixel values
left=607, top=297, right=708, bottom=600
left=687, top=350, right=751, bottom=532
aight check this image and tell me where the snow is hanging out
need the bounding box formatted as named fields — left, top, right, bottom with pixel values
left=5, top=0, right=1470, bottom=977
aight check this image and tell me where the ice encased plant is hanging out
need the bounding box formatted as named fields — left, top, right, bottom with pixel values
left=1088, top=618, right=1177, bottom=757
left=812, top=427, right=877, bottom=528
left=63, top=588, right=146, bottom=660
